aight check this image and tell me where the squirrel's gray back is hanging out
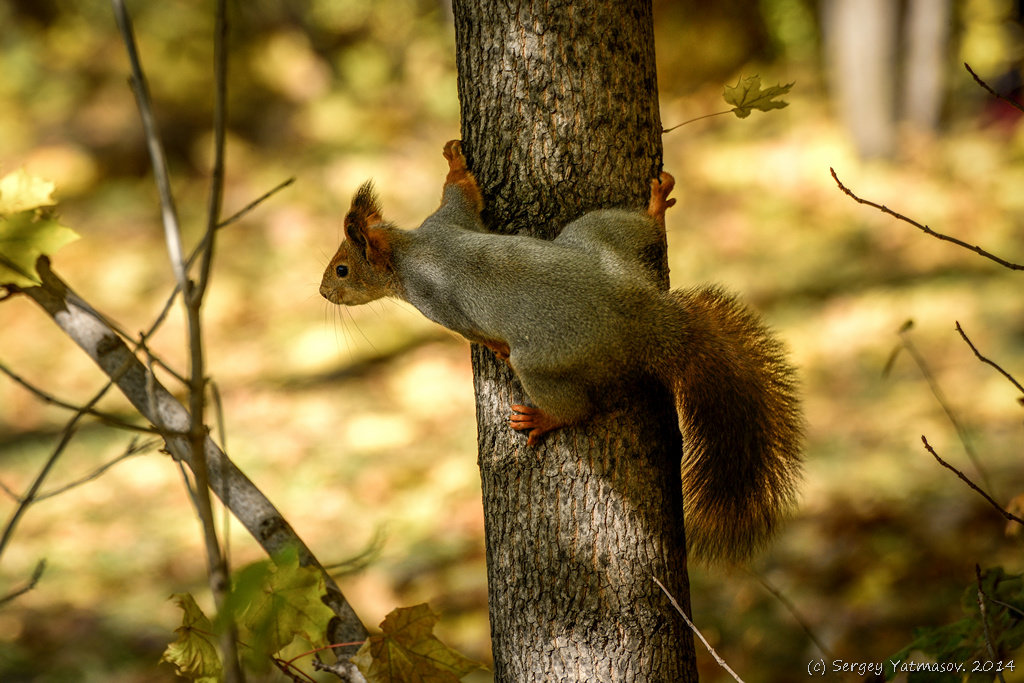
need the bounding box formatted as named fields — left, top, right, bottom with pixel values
left=395, top=212, right=660, bottom=378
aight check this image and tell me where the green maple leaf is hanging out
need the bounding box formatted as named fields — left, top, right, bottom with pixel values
left=0, top=169, right=78, bottom=287
left=351, top=603, right=481, bottom=682
left=723, top=75, right=793, bottom=119
left=161, top=593, right=223, bottom=683
left=222, top=547, right=334, bottom=673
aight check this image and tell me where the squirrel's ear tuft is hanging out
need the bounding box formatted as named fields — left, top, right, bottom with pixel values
left=344, top=181, right=392, bottom=271
left=344, top=180, right=384, bottom=245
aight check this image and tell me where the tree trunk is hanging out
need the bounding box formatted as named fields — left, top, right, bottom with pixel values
left=901, top=0, right=951, bottom=132
left=451, top=2, right=697, bottom=680
left=822, top=0, right=899, bottom=159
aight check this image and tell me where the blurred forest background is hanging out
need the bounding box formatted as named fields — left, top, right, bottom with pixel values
left=1, top=0, right=1023, bottom=681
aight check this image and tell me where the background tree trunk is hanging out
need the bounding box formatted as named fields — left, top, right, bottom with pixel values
left=452, top=2, right=697, bottom=680
left=822, top=0, right=952, bottom=159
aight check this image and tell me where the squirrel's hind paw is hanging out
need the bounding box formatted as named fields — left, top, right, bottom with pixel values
left=509, top=405, right=565, bottom=446
left=443, top=140, right=468, bottom=170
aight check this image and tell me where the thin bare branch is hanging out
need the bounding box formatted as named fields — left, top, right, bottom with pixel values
left=663, top=109, right=732, bottom=134
left=753, top=572, right=835, bottom=661
left=830, top=168, right=1024, bottom=271
left=179, top=0, right=242, bottom=677
left=209, top=379, right=233, bottom=566
left=897, top=322, right=991, bottom=491
left=0, top=560, right=46, bottom=608
left=955, top=321, right=1024, bottom=397
left=34, top=438, right=157, bottom=502
left=653, top=576, right=745, bottom=683
left=922, top=435, right=1024, bottom=527
left=110, top=0, right=188, bottom=288
left=139, top=176, right=297, bottom=355
left=0, top=438, right=155, bottom=504
left=975, top=565, right=1009, bottom=683
left=965, top=62, right=1024, bottom=115
left=194, top=0, right=228, bottom=307
left=217, top=177, right=295, bottom=230
left=21, top=259, right=368, bottom=653
left=0, top=359, right=157, bottom=433
left=0, top=380, right=112, bottom=560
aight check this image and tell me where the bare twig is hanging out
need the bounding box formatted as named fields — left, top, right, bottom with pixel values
left=830, top=168, right=1024, bottom=271
left=217, top=177, right=295, bottom=230
left=921, top=435, right=1024, bottom=527
left=0, top=438, right=156, bottom=503
left=137, top=176, right=296, bottom=356
left=157, top=0, right=242, bottom=677
left=663, top=109, right=732, bottom=133
left=653, top=576, right=745, bottom=683
left=896, top=322, right=991, bottom=491
left=195, top=0, right=229, bottom=306
left=965, top=62, right=1024, bottom=115
left=955, top=321, right=1024, bottom=397
left=21, top=260, right=368, bottom=655
left=0, top=559, right=46, bottom=608
left=113, top=0, right=241, bottom=674
left=0, top=359, right=157, bottom=433
left=975, top=565, right=1009, bottom=683
left=989, top=596, right=1024, bottom=618
left=110, top=0, right=188, bottom=288
left=0, top=381, right=112, bottom=560
left=753, top=572, right=835, bottom=661
left=34, top=438, right=157, bottom=502
left=209, top=379, right=233, bottom=566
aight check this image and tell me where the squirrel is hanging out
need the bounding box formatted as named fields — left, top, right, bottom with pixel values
left=320, top=140, right=803, bottom=564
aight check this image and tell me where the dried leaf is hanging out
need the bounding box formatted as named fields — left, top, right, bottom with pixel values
left=351, top=604, right=481, bottom=682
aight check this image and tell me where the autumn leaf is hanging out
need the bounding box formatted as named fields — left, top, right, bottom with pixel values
left=351, top=603, right=481, bottom=682
left=0, top=169, right=78, bottom=287
left=161, top=593, right=223, bottom=683
left=723, top=75, right=793, bottom=119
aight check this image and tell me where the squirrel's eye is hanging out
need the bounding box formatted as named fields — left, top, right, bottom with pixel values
left=335, top=264, right=349, bottom=278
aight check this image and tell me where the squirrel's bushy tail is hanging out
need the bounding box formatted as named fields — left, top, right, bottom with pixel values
left=651, top=286, right=803, bottom=564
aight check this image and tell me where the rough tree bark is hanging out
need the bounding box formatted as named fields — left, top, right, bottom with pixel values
left=452, top=2, right=698, bottom=680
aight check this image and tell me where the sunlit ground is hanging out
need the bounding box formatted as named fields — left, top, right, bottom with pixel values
left=2, top=3, right=1024, bottom=682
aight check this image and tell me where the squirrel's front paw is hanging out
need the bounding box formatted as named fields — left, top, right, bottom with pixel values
left=441, top=139, right=483, bottom=212
left=647, top=172, right=677, bottom=225
left=509, top=405, right=565, bottom=446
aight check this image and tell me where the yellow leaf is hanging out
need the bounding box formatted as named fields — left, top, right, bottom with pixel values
left=161, top=593, right=223, bottom=683
left=0, top=169, right=56, bottom=214
left=0, top=213, right=79, bottom=287
left=0, top=169, right=78, bottom=287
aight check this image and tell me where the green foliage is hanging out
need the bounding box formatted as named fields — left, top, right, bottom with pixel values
left=162, top=547, right=335, bottom=680
left=221, top=547, right=335, bottom=673
left=722, top=75, right=793, bottom=118
left=886, top=567, right=1024, bottom=682
left=351, top=603, right=481, bottom=682
left=0, top=170, right=78, bottom=287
